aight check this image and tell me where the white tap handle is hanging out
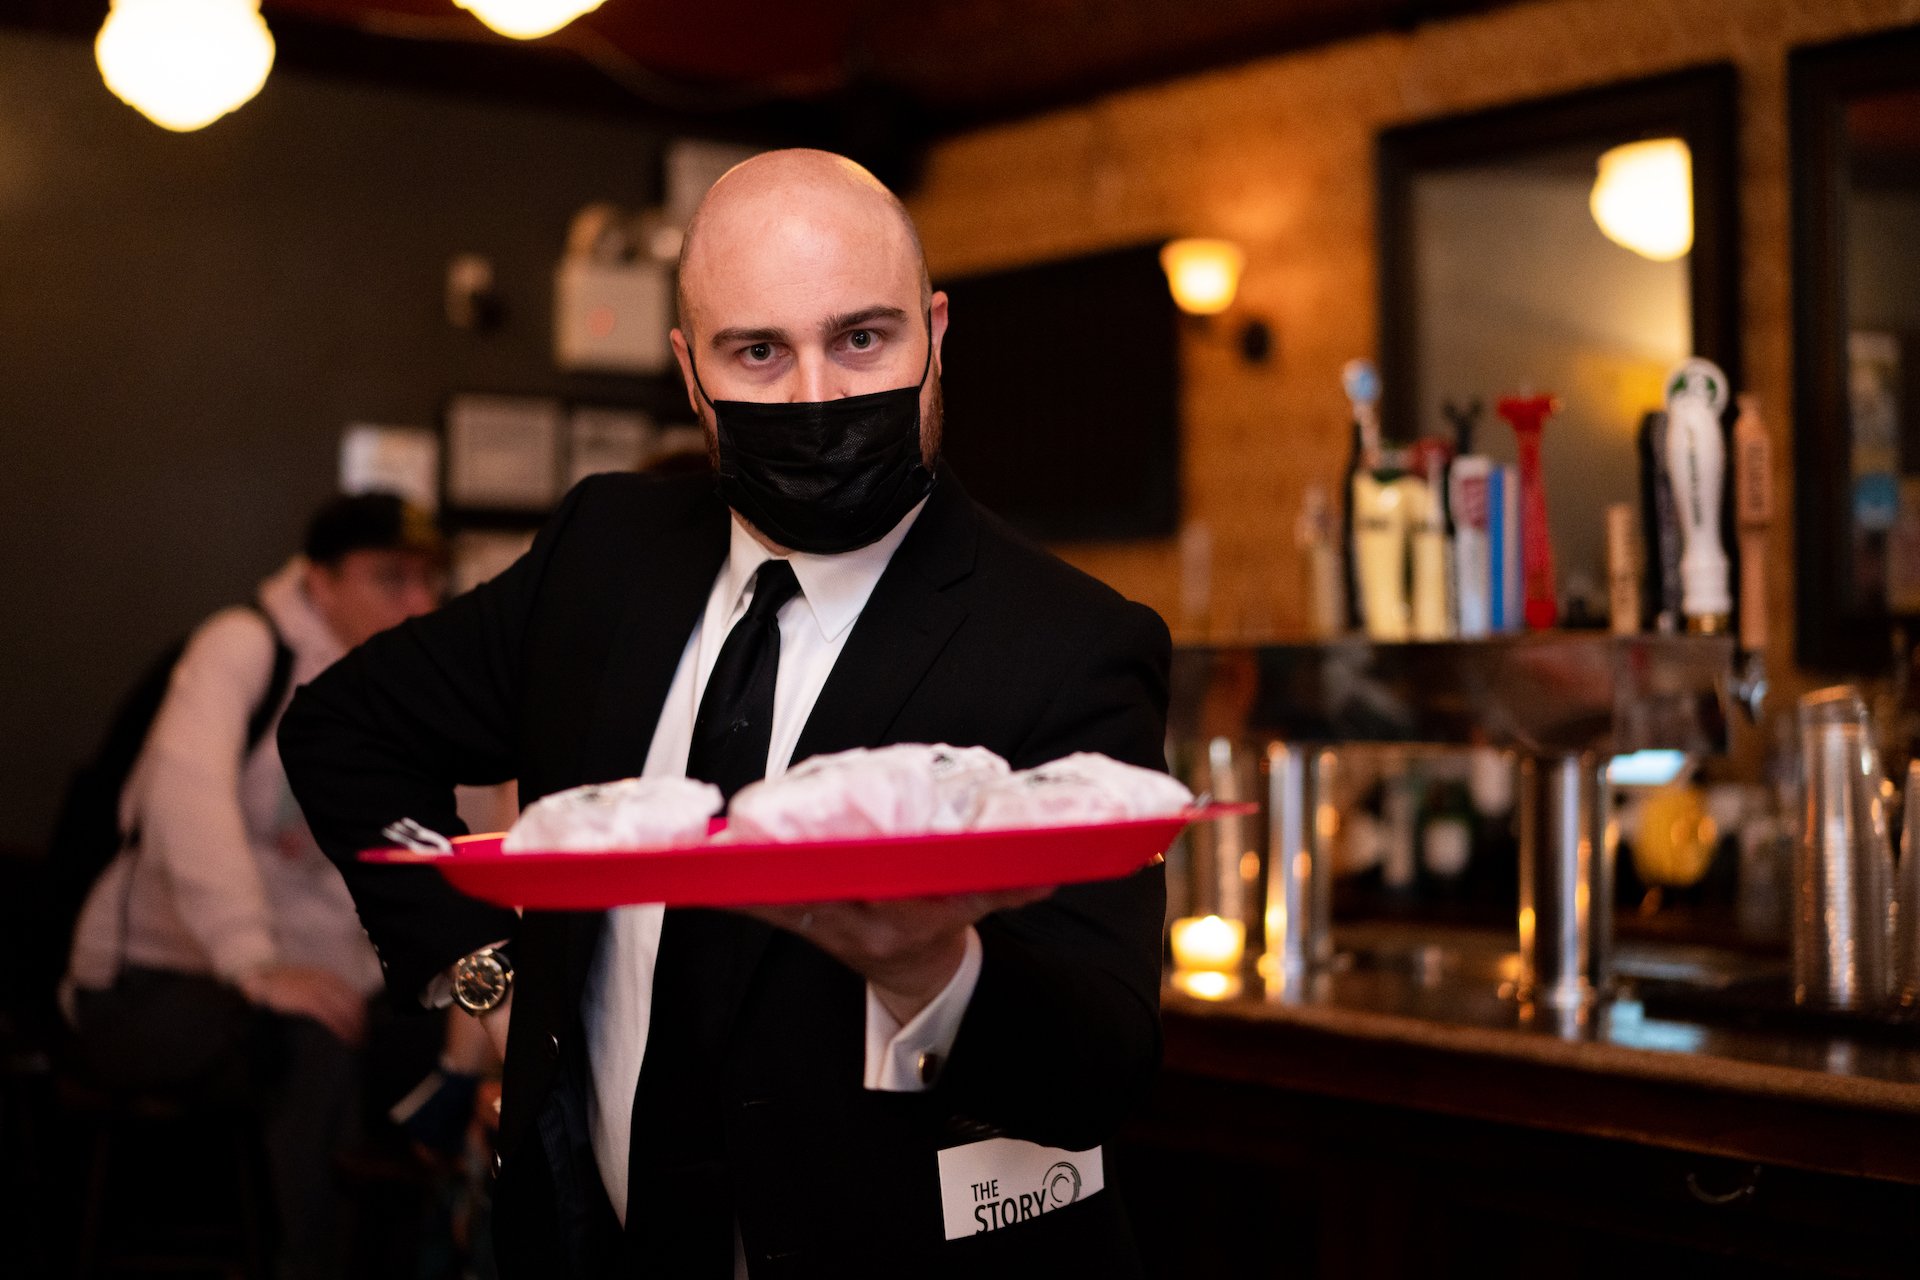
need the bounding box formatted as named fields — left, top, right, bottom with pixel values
left=1664, top=359, right=1732, bottom=631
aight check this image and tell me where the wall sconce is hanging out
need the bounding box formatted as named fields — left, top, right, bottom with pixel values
left=94, top=0, right=276, bottom=132
left=1160, top=237, right=1274, bottom=364
left=454, top=0, right=607, bottom=40
left=1589, top=137, right=1693, bottom=262
left=1161, top=238, right=1243, bottom=314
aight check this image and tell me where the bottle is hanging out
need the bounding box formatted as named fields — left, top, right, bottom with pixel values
left=1296, top=485, right=1346, bottom=639
left=1339, top=360, right=1382, bottom=632
left=1638, top=410, right=1683, bottom=632
left=1450, top=456, right=1495, bottom=638
left=1606, top=502, right=1641, bottom=636
left=1408, top=442, right=1453, bottom=640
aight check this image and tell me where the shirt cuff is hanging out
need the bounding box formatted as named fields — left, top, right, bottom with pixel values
left=862, top=927, right=983, bottom=1092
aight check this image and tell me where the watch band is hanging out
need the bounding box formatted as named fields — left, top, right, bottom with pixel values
left=450, top=944, right=514, bottom=1016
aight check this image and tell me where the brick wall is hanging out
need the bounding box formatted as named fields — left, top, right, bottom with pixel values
left=909, top=0, right=1920, bottom=685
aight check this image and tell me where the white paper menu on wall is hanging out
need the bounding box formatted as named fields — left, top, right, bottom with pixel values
left=445, top=394, right=563, bottom=511
left=340, top=424, right=440, bottom=511
left=567, top=406, right=656, bottom=488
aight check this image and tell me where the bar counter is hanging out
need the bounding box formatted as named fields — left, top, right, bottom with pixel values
left=1161, top=924, right=1920, bottom=1178
left=1116, top=925, right=1920, bottom=1275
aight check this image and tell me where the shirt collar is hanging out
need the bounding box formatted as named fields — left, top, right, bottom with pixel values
left=720, top=498, right=928, bottom=643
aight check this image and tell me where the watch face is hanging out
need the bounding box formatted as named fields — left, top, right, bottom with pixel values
left=453, top=950, right=511, bottom=1012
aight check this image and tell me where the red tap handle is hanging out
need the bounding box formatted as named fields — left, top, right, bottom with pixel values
left=1497, top=393, right=1560, bottom=630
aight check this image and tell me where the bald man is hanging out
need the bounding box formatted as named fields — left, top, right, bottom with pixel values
left=281, top=150, right=1169, bottom=1279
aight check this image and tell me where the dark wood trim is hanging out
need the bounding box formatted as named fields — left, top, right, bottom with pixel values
left=1788, top=23, right=1920, bottom=673
left=1159, top=1007, right=1920, bottom=1185
left=1376, top=64, right=1742, bottom=446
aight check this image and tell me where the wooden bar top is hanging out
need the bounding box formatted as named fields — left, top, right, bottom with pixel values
left=1159, top=924, right=1920, bottom=1184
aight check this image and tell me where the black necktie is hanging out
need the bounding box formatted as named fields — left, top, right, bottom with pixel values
left=625, top=557, right=801, bottom=1270
left=684, top=558, right=802, bottom=802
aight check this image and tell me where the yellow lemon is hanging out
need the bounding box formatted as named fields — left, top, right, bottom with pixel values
left=1632, top=784, right=1719, bottom=888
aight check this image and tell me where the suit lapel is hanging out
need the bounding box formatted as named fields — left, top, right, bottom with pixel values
left=791, top=469, right=978, bottom=762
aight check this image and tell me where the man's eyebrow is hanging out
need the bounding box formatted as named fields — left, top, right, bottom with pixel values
left=820, top=306, right=909, bottom=335
left=708, top=325, right=789, bottom=350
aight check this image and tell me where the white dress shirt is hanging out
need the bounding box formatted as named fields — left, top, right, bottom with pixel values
left=582, top=499, right=983, bottom=1229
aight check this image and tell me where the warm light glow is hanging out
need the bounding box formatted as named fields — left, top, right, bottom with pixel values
left=1589, top=138, right=1693, bottom=262
left=1169, top=914, right=1246, bottom=972
left=1160, top=239, right=1245, bottom=316
left=94, top=0, right=274, bottom=132
left=454, top=0, right=606, bottom=39
left=1171, top=970, right=1242, bottom=1001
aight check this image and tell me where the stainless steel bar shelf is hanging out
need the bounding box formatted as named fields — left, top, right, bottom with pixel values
left=1167, top=633, right=1737, bottom=1010
left=1169, top=633, right=1734, bottom=757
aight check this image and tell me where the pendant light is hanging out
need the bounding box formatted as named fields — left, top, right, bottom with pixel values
left=1589, top=137, right=1694, bottom=262
left=453, top=0, right=608, bottom=40
left=95, top=0, right=275, bottom=132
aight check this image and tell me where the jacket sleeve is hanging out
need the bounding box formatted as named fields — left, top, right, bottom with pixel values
left=137, top=607, right=283, bottom=983
left=278, top=482, right=592, bottom=1003
left=935, top=598, right=1171, bottom=1151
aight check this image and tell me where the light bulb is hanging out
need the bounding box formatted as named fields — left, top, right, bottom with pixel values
left=1589, top=138, right=1693, bottom=262
left=454, top=0, right=607, bottom=40
left=1159, top=238, right=1244, bottom=316
left=95, top=0, right=275, bottom=132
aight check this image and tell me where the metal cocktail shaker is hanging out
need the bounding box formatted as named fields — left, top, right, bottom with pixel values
left=1794, top=687, right=1895, bottom=1010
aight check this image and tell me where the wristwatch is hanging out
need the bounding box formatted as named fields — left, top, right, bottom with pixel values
left=450, top=945, right=514, bottom=1016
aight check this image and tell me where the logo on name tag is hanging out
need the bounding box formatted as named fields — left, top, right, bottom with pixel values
left=937, top=1138, right=1105, bottom=1240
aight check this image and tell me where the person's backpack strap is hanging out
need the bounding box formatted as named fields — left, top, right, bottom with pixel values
left=240, top=602, right=295, bottom=755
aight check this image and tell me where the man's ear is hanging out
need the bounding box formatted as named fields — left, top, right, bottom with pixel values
left=928, top=290, right=950, bottom=378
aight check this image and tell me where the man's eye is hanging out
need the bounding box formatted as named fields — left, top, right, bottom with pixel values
left=847, top=329, right=874, bottom=350
left=746, top=343, right=774, bottom=362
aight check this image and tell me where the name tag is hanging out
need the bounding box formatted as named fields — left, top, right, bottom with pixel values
left=936, top=1137, right=1105, bottom=1241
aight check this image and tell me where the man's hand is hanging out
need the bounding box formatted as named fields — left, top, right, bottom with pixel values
left=743, top=888, right=1051, bottom=1024
left=239, top=964, right=368, bottom=1045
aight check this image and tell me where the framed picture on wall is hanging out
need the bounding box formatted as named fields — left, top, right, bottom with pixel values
left=339, top=423, right=441, bottom=510
left=445, top=393, right=563, bottom=512
left=566, top=405, right=656, bottom=488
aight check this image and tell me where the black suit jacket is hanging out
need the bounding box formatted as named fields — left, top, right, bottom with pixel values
left=279, top=467, right=1171, bottom=1279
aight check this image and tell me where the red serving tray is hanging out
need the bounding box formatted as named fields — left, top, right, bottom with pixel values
left=359, top=803, right=1255, bottom=910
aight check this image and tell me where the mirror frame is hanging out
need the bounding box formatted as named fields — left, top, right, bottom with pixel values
left=1789, top=24, right=1920, bottom=673
left=1376, top=66, right=1742, bottom=446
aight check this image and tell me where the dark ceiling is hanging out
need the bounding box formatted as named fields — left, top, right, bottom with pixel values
left=8, top=0, right=1525, bottom=185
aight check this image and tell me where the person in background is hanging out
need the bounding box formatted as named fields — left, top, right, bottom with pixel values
left=63, top=492, right=448, bottom=1280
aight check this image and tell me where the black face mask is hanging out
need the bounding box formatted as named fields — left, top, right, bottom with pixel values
left=688, top=317, right=937, bottom=554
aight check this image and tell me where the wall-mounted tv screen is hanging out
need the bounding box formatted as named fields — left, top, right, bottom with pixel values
left=936, top=242, right=1181, bottom=542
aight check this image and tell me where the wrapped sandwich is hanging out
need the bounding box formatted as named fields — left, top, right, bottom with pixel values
left=725, top=744, right=1010, bottom=842
left=502, top=776, right=722, bottom=852
left=969, top=752, right=1194, bottom=830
